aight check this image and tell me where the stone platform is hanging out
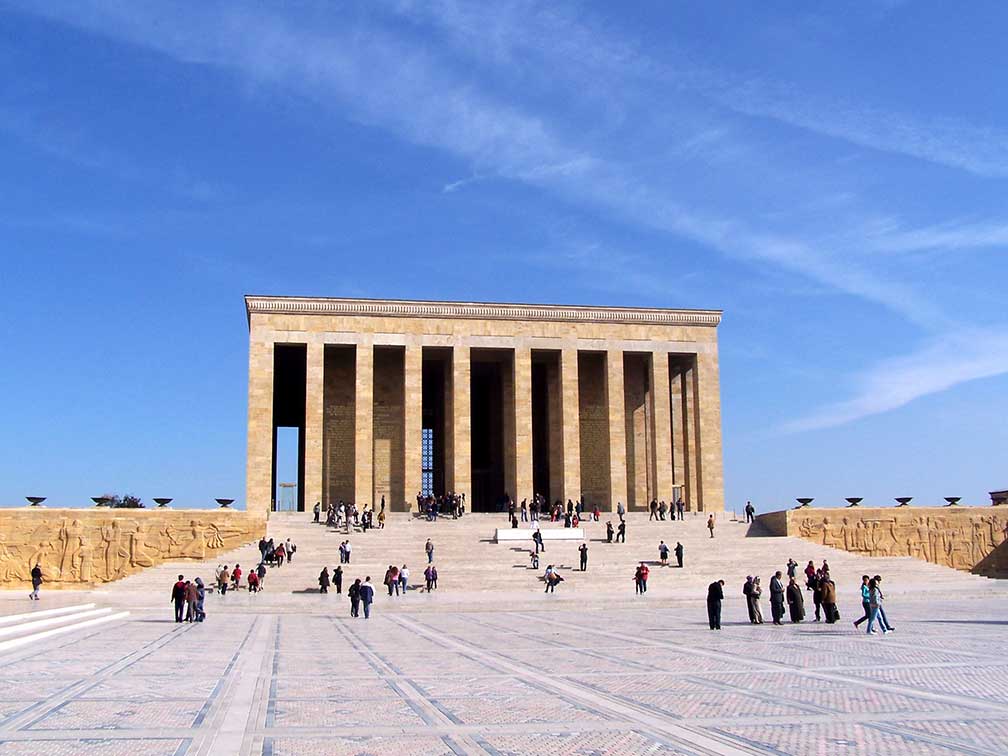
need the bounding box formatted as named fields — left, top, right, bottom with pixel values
left=0, top=512, right=1004, bottom=754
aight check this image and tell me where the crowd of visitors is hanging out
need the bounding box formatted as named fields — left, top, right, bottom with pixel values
left=170, top=574, right=205, bottom=622
left=647, top=498, right=687, bottom=521
left=725, top=560, right=895, bottom=632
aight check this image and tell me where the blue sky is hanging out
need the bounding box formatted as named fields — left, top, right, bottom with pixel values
left=2, top=1, right=1006, bottom=511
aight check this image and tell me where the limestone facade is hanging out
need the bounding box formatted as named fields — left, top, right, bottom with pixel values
left=245, top=296, right=724, bottom=517
left=0, top=508, right=264, bottom=586
left=756, top=506, right=1008, bottom=577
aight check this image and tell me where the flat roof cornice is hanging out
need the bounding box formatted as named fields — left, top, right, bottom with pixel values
left=244, top=295, right=722, bottom=328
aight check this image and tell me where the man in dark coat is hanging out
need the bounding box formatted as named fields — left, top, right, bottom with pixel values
left=770, top=571, right=785, bottom=625
left=786, top=576, right=805, bottom=622
left=360, top=576, right=375, bottom=619
left=171, top=574, right=186, bottom=623
left=743, top=576, right=756, bottom=623
left=674, top=542, right=684, bottom=568
left=707, top=580, right=725, bottom=629
left=579, top=543, right=588, bottom=571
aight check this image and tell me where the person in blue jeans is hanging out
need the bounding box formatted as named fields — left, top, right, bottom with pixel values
left=866, top=577, right=894, bottom=634
left=853, top=575, right=871, bottom=629
left=872, top=574, right=894, bottom=632
left=360, top=577, right=375, bottom=619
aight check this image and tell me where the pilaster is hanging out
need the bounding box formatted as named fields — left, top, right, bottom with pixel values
left=354, top=342, right=374, bottom=507
left=403, top=344, right=423, bottom=510
left=650, top=352, right=674, bottom=503
left=606, top=349, right=628, bottom=509
left=246, top=336, right=273, bottom=519
left=303, top=341, right=324, bottom=513
left=451, top=345, right=472, bottom=503
left=560, top=348, right=581, bottom=504
left=513, top=347, right=534, bottom=503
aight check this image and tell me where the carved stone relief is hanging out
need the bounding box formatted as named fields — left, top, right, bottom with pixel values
left=781, top=508, right=1008, bottom=576
left=0, top=510, right=264, bottom=585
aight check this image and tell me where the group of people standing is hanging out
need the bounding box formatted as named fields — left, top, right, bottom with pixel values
left=416, top=492, right=464, bottom=520
left=707, top=559, right=896, bottom=632
left=648, top=498, right=687, bottom=521
left=170, top=574, right=206, bottom=622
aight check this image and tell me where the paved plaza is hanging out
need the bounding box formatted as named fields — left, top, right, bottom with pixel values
left=0, top=590, right=1006, bottom=755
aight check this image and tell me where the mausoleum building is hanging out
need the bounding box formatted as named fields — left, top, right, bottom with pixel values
left=245, top=296, right=724, bottom=517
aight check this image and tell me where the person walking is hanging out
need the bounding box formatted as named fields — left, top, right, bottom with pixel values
left=532, top=528, right=544, bottom=553
left=218, top=565, right=230, bottom=596
left=865, top=577, right=887, bottom=634
left=313, top=501, right=321, bottom=523
left=319, top=567, right=330, bottom=594
left=425, top=539, right=434, bottom=564
left=658, top=541, right=669, bottom=566
left=786, top=576, right=805, bottom=623
left=676, top=498, right=684, bottom=521
left=424, top=564, right=438, bottom=591
left=399, top=564, right=409, bottom=594
left=171, top=575, right=187, bottom=623
left=29, top=563, right=42, bottom=601
left=231, top=564, right=242, bottom=591
left=194, top=577, right=206, bottom=622
left=344, top=540, right=352, bottom=564
left=853, top=575, right=872, bottom=629
left=674, top=541, right=684, bottom=568
left=616, top=520, right=626, bottom=543
left=634, top=562, right=649, bottom=594
left=360, top=577, right=375, bottom=619
left=248, top=569, right=260, bottom=594
left=334, top=565, right=343, bottom=594
left=606, top=521, right=614, bottom=543
left=649, top=499, right=659, bottom=521
left=579, top=543, right=588, bottom=571
left=873, top=575, right=895, bottom=632
left=707, top=580, right=724, bottom=629
left=707, top=514, right=715, bottom=538
left=184, top=580, right=198, bottom=622
left=770, top=571, right=785, bottom=625
left=349, top=578, right=361, bottom=617
left=616, top=501, right=626, bottom=521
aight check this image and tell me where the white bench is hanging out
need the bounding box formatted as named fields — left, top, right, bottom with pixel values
left=494, top=527, right=585, bottom=543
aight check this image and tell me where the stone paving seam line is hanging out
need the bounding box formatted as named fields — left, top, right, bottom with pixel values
left=388, top=613, right=761, bottom=756
left=3, top=620, right=194, bottom=732
left=328, top=617, right=494, bottom=754
left=191, top=615, right=272, bottom=756
left=522, top=609, right=1008, bottom=716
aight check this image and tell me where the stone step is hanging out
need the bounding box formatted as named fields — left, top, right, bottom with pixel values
left=0, top=605, right=130, bottom=654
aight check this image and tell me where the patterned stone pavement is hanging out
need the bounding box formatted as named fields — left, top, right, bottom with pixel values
left=0, top=595, right=1006, bottom=755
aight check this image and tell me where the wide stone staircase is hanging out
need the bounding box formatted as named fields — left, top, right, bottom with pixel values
left=93, top=510, right=1007, bottom=613
left=0, top=603, right=129, bottom=652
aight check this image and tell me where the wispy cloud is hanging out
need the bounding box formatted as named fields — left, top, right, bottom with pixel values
left=12, top=0, right=1007, bottom=429
left=784, top=328, right=1008, bottom=432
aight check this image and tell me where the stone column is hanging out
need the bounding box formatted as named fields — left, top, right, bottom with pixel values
left=670, top=364, right=686, bottom=492
left=560, top=348, right=582, bottom=504
left=650, top=351, right=674, bottom=503
left=245, top=334, right=273, bottom=520
left=451, top=345, right=472, bottom=504
left=354, top=342, right=374, bottom=507
left=513, top=346, right=534, bottom=503
left=403, top=343, right=423, bottom=510
left=681, top=359, right=700, bottom=511
left=302, top=341, right=325, bottom=514
left=696, top=347, right=724, bottom=511
left=606, top=349, right=628, bottom=509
